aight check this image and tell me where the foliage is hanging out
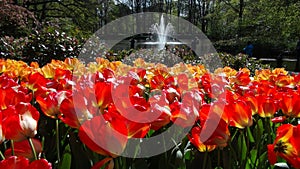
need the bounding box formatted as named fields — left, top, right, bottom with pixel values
left=217, top=53, right=270, bottom=74
left=0, top=0, right=39, bottom=37
left=0, top=28, right=82, bottom=66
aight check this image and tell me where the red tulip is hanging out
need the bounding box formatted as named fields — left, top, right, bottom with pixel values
left=79, top=116, right=128, bottom=157
left=199, top=73, right=227, bottom=99
left=36, top=90, right=70, bottom=118
left=200, top=113, right=230, bottom=148
left=22, top=72, right=49, bottom=97
left=0, top=74, right=19, bottom=88
left=27, top=159, right=52, bottom=169
left=91, top=157, right=113, bottom=169
left=267, top=124, right=300, bottom=168
left=271, top=116, right=287, bottom=123
left=95, top=68, right=115, bottom=82
left=171, top=90, right=202, bottom=128
left=95, top=81, right=113, bottom=110
left=233, top=69, right=251, bottom=86
left=2, top=102, right=40, bottom=142
left=274, top=74, right=294, bottom=87
left=0, top=87, right=31, bottom=111
left=0, top=156, right=29, bottom=169
left=188, top=126, right=217, bottom=152
left=0, top=113, right=4, bottom=143
left=53, top=68, right=73, bottom=90
left=5, top=138, right=42, bottom=161
left=193, top=103, right=230, bottom=149
left=149, top=71, right=173, bottom=89
left=163, top=86, right=180, bottom=104
left=113, top=83, right=166, bottom=124
left=104, top=105, right=150, bottom=138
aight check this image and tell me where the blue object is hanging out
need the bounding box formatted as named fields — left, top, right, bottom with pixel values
left=243, top=44, right=254, bottom=57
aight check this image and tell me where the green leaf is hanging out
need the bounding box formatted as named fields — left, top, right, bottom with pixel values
left=255, top=119, right=264, bottom=142
left=246, top=127, right=255, bottom=143
left=237, top=132, right=247, bottom=162
left=249, top=149, right=257, bottom=165
left=184, top=149, right=192, bottom=160
left=147, top=129, right=155, bottom=137
left=258, top=151, right=268, bottom=166
left=59, top=144, right=72, bottom=169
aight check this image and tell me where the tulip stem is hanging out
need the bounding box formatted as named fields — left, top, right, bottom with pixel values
left=11, top=140, right=15, bottom=156
left=0, top=151, right=5, bottom=160
left=217, top=148, right=220, bottom=167
left=56, top=118, right=61, bottom=163
left=202, top=149, right=208, bottom=169
left=28, top=137, right=38, bottom=160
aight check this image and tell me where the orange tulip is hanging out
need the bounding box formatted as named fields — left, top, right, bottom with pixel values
left=279, top=91, right=300, bottom=118
left=257, top=95, right=278, bottom=118
left=225, top=99, right=253, bottom=129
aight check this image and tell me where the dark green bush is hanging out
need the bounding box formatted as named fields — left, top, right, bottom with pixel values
left=0, top=28, right=82, bottom=66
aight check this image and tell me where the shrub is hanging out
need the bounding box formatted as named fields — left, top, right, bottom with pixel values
left=0, top=28, right=82, bottom=66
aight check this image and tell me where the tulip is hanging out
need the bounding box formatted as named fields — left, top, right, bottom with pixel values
left=188, top=126, right=217, bottom=152
left=225, top=99, right=253, bottom=129
left=2, top=102, right=40, bottom=142
left=0, top=156, right=29, bottom=169
left=267, top=124, right=300, bottom=168
left=257, top=95, right=278, bottom=118
left=27, top=159, right=52, bottom=169
left=279, top=91, right=300, bottom=118
left=171, top=90, right=202, bottom=128
left=79, top=116, right=128, bottom=157
left=4, top=138, right=42, bottom=161
left=36, top=90, right=70, bottom=118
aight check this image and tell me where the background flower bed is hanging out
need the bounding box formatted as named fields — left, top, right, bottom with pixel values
left=0, top=57, right=299, bottom=169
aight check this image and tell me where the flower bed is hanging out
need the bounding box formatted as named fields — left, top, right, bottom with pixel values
left=0, top=58, right=299, bottom=169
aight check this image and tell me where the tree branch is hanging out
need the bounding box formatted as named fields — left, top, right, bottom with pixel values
left=222, top=0, right=239, bottom=13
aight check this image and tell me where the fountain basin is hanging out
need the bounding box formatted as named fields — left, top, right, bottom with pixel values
left=135, top=41, right=186, bottom=49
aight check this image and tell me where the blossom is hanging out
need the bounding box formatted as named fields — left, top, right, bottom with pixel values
left=78, top=116, right=128, bottom=157
left=170, top=90, right=202, bottom=128
left=279, top=91, right=300, bottom=118
left=257, top=95, right=278, bottom=118
left=224, top=98, right=253, bottom=129
left=267, top=124, right=300, bottom=168
left=0, top=156, right=52, bottom=169
left=2, top=102, right=40, bottom=142
left=4, top=138, right=42, bottom=161
left=0, top=156, right=29, bottom=169
left=36, top=90, right=70, bottom=118
left=189, top=103, right=230, bottom=152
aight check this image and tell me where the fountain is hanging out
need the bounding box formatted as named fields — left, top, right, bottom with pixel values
left=136, top=14, right=184, bottom=51
left=150, top=14, right=174, bottom=50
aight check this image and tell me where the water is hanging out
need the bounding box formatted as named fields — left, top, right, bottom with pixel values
left=150, top=14, right=175, bottom=51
